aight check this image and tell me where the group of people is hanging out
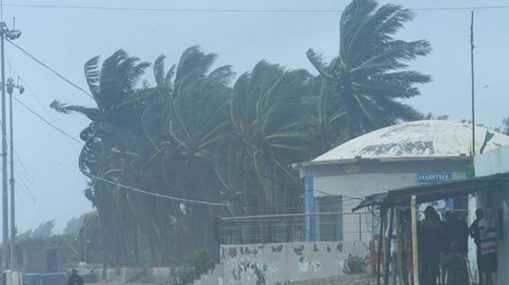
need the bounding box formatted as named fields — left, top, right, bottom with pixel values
left=386, top=206, right=498, bottom=285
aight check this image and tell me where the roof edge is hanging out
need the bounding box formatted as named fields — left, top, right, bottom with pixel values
left=291, top=155, right=471, bottom=169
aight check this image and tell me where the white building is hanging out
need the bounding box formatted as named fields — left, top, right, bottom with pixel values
left=473, top=144, right=509, bottom=284
left=295, top=120, right=509, bottom=241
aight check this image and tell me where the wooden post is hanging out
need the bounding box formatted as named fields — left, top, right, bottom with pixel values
left=384, top=207, right=394, bottom=285
left=396, top=208, right=404, bottom=285
left=377, top=207, right=385, bottom=285
left=359, top=214, right=362, bottom=241
left=411, top=195, right=420, bottom=285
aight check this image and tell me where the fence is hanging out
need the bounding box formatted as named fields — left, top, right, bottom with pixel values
left=220, top=210, right=379, bottom=245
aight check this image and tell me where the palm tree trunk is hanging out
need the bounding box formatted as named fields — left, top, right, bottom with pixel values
left=346, top=110, right=354, bottom=139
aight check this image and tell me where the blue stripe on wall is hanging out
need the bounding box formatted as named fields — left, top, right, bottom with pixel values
left=305, top=176, right=315, bottom=241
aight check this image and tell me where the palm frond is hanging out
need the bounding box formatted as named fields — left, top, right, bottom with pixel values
left=50, top=100, right=99, bottom=120
left=154, top=55, right=166, bottom=88
left=84, top=56, right=101, bottom=100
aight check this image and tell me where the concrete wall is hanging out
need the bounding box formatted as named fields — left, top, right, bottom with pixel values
left=104, top=268, right=143, bottom=283
left=475, top=144, right=509, bottom=285
left=145, top=267, right=172, bottom=284
left=475, top=144, right=509, bottom=177
left=221, top=241, right=369, bottom=285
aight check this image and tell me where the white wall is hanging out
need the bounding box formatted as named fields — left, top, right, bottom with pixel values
left=475, top=144, right=509, bottom=285
left=221, top=241, right=369, bottom=285
left=475, top=145, right=509, bottom=177
left=314, top=168, right=466, bottom=241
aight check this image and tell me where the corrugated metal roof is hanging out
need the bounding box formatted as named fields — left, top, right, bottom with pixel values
left=352, top=173, right=509, bottom=211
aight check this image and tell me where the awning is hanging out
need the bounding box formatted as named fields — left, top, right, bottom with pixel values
left=352, top=172, right=509, bottom=212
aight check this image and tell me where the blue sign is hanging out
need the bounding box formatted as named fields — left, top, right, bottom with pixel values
left=417, top=172, right=452, bottom=184
left=416, top=172, right=453, bottom=220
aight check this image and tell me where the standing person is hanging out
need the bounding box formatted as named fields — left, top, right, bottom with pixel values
left=67, top=269, right=84, bottom=285
left=441, top=212, right=469, bottom=284
left=386, top=212, right=409, bottom=285
left=445, top=212, right=468, bottom=255
left=479, top=207, right=497, bottom=285
left=469, top=208, right=484, bottom=285
left=419, top=206, right=443, bottom=285
left=442, top=241, right=469, bottom=285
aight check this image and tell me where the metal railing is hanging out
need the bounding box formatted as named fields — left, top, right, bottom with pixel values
left=220, top=211, right=379, bottom=245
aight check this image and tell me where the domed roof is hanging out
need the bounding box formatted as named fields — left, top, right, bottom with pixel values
left=313, top=120, right=509, bottom=162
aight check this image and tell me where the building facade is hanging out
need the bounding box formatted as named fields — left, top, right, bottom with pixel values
left=296, top=120, right=509, bottom=242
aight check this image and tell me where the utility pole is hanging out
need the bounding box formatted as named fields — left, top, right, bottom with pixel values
left=0, top=20, right=21, bottom=270
left=6, top=77, right=23, bottom=270
left=470, top=11, right=475, bottom=158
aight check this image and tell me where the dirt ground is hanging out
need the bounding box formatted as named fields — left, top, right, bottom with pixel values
left=288, top=273, right=377, bottom=285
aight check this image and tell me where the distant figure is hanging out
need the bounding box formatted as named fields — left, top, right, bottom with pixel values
left=469, top=208, right=484, bottom=284
left=479, top=207, right=497, bottom=285
left=67, top=269, right=84, bottom=285
left=419, top=206, right=443, bottom=285
left=442, top=241, right=469, bottom=285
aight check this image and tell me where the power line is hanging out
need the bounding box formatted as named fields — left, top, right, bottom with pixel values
left=13, top=96, right=83, bottom=144
left=88, top=174, right=231, bottom=207
left=5, top=39, right=93, bottom=99
left=3, top=3, right=509, bottom=13
left=10, top=68, right=81, bottom=153
left=411, top=5, right=509, bottom=11
left=0, top=4, right=342, bottom=13
left=10, top=90, right=230, bottom=208
left=14, top=173, right=36, bottom=205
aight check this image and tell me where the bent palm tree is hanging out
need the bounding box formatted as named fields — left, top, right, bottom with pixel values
left=307, top=0, right=431, bottom=140
left=141, top=47, right=234, bottom=258
left=217, top=61, right=313, bottom=218
left=51, top=50, right=154, bottom=265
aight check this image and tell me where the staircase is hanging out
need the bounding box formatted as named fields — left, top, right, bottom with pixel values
left=192, top=264, right=224, bottom=285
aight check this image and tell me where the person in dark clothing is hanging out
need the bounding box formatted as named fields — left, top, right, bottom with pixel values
left=419, top=206, right=444, bottom=285
left=442, top=241, right=469, bottom=285
left=445, top=212, right=469, bottom=255
left=67, top=269, right=84, bottom=285
left=469, top=208, right=484, bottom=285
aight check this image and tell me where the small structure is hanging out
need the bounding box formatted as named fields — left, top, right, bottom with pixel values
left=22, top=246, right=64, bottom=273
left=294, top=120, right=509, bottom=242
left=352, top=142, right=509, bottom=285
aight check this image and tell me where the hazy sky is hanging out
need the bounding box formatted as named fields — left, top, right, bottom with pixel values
left=1, top=0, right=508, bottom=232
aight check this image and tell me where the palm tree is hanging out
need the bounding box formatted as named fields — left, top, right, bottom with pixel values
left=141, top=47, right=235, bottom=259
left=307, top=0, right=431, bottom=140
left=217, top=61, right=313, bottom=220
left=52, top=50, right=154, bottom=266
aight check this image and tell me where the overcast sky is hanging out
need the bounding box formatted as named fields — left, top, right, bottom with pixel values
left=1, top=0, right=508, bottom=232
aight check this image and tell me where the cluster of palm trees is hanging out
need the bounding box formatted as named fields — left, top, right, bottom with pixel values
left=52, top=0, right=431, bottom=266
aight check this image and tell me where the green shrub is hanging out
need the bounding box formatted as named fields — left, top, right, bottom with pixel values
left=171, top=249, right=215, bottom=285
left=171, top=265, right=196, bottom=285
left=185, top=249, right=215, bottom=276
left=342, top=254, right=366, bottom=274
